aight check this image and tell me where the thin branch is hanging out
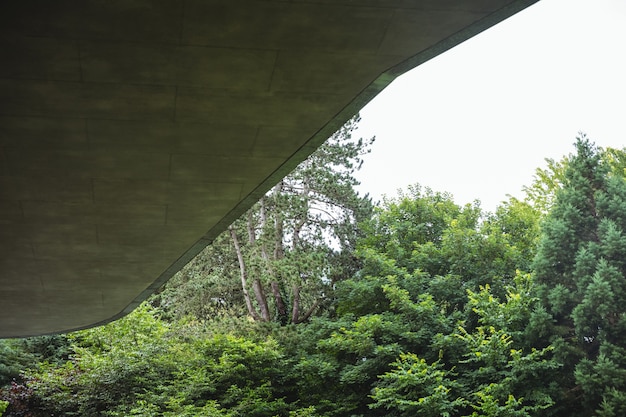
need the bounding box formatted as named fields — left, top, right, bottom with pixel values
left=294, top=298, right=320, bottom=324
left=271, top=281, right=287, bottom=319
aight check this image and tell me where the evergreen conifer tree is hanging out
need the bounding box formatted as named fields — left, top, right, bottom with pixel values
left=534, top=136, right=626, bottom=416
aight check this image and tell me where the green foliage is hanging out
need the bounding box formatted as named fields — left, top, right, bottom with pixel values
left=524, top=157, right=569, bottom=215
left=8, top=142, right=607, bottom=417
left=371, top=353, right=464, bottom=416
left=3, top=305, right=305, bottom=417
left=468, top=388, right=535, bottom=417
left=359, top=184, right=462, bottom=273
left=0, top=341, right=33, bottom=387
left=533, top=136, right=626, bottom=415
left=369, top=276, right=557, bottom=417
left=300, top=189, right=546, bottom=416
left=604, top=147, right=626, bottom=178
left=357, top=185, right=540, bottom=314
left=284, top=186, right=540, bottom=416
left=0, top=335, right=70, bottom=387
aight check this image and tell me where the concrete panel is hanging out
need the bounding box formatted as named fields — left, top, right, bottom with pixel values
left=20, top=260, right=104, bottom=291
left=26, top=223, right=99, bottom=246
left=96, top=224, right=203, bottom=249
left=271, top=51, right=403, bottom=94
left=4, top=149, right=171, bottom=180
left=0, top=37, right=81, bottom=81
left=40, top=270, right=102, bottom=292
left=175, top=88, right=344, bottom=126
left=253, top=125, right=318, bottom=158
left=0, top=147, right=7, bottom=176
left=0, top=176, right=93, bottom=203
left=93, top=243, right=191, bottom=265
left=380, top=9, right=485, bottom=56
left=86, top=120, right=259, bottom=155
left=183, top=1, right=392, bottom=52
left=169, top=154, right=285, bottom=182
left=291, top=0, right=506, bottom=11
left=0, top=263, right=43, bottom=290
left=1, top=0, right=183, bottom=43
left=93, top=179, right=244, bottom=205
left=0, top=227, right=35, bottom=261
left=20, top=202, right=167, bottom=225
left=165, top=204, right=235, bottom=226
left=0, top=116, right=87, bottom=148
left=2, top=291, right=50, bottom=317
left=0, top=80, right=176, bottom=120
left=80, top=42, right=277, bottom=89
left=0, top=201, right=24, bottom=224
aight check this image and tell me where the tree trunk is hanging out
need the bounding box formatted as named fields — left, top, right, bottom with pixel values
left=253, top=279, right=271, bottom=321
left=274, top=182, right=285, bottom=260
left=291, top=284, right=300, bottom=324
left=247, top=208, right=270, bottom=321
left=269, top=183, right=288, bottom=320
left=271, top=281, right=287, bottom=319
left=229, top=226, right=260, bottom=321
left=255, top=198, right=272, bottom=321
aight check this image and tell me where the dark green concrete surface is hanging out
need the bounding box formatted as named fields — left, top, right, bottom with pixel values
left=0, top=0, right=539, bottom=337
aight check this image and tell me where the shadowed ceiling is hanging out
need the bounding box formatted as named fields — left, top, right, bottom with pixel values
left=0, top=0, right=538, bottom=337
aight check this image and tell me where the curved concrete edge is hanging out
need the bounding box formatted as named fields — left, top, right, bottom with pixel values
left=13, top=0, right=539, bottom=339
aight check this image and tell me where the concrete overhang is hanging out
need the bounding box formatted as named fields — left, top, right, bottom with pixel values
left=0, top=0, right=538, bottom=337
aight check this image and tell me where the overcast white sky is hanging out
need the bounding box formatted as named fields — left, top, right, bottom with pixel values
left=354, top=0, right=626, bottom=212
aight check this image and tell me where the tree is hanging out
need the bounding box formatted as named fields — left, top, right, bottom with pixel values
left=523, top=157, right=569, bottom=215
left=0, top=336, right=70, bottom=387
left=4, top=304, right=311, bottom=417
left=523, top=144, right=626, bottom=216
left=533, top=136, right=626, bottom=416
left=358, top=184, right=468, bottom=278
left=359, top=185, right=540, bottom=306
left=1, top=179, right=553, bottom=417
left=157, top=115, right=374, bottom=324
left=370, top=275, right=557, bottom=417
left=295, top=187, right=546, bottom=416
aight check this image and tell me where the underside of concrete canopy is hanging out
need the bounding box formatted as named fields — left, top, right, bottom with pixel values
left=0, top=0, right=539, bottom=337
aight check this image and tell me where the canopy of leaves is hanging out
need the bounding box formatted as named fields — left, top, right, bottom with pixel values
left=5, top=134, right=626, bottom=417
